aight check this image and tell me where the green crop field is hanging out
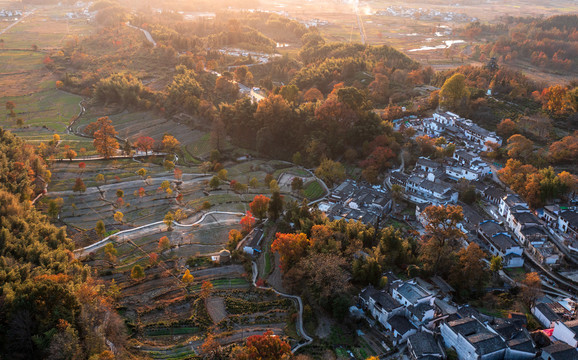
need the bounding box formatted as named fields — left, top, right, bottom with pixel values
left=304, top=180, right=325, bottom=200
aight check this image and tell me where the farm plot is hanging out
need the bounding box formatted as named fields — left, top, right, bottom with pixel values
left=77, top=110, right=226, bottom=160
left=0, top=89, right=83, bottom=136
left=0, top=11, right=91, bottom=49
left=303, top=179, right=327, bottom=200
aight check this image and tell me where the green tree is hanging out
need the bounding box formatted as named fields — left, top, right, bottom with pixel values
left=268, top=191, right=284, bottom=221
left=440, top=73, right=468, bottom=110
left=209, top=176, right=220, bottom=189
left=47, top=198, right=63, bottom=218
left=95, top=220, right=106, bottom=239
left=131, top=265, right=145, bottom=280
left=315, top=158, right=345, bottom=187
left=104, top=243, right=117, bottom=265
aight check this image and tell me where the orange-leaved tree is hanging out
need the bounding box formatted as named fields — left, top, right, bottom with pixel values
left=271, top=232, right=310, bottom=272
left=91, top=116, right=119, bottom=159
left=240, top=212, right=255, bottom=234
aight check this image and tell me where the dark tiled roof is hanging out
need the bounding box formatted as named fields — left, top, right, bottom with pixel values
left=503, top=194, right=524, bottom=206
left=535, top=302, right=560, bottom=323
left=521, top=226, right=546, bottom=237
left=397, top=282, right=431, bottom=304
left=507, top=337, right=535, bottom=354
left=542, top=341, right=578, bottom=360
left=490, top=233, right=518, bottom=252
left=408, top=332, right=441, bottom=357
left=467, top=332, right=506, bottom=355
left=417, top=157, right=441, bottom=169
left=560, top=211, right=578, bottom=228
left=408, top=302, right=434, bottom=320
left=512, top=212, right=539, bottom=225
left=431, top=275, right=455, bottom=294
left=388, top=315, right=417, bottom=335
left=448, top=317, right=482, bottom=336
left=484, top=186, right=506, bottom=199
left=479, top=220, right=504, bottom=237
left=360, top=286, right=402, bottom=312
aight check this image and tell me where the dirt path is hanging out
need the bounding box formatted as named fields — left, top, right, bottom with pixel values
left=0, top=9, right=35, bottom=35
left=252, top=261, right=313, bottom=353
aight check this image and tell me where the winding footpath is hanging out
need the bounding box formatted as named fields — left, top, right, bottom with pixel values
left=251, top=262, right=313, bottom=353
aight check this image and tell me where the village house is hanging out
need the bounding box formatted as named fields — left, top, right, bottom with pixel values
left=499, top=194, right=527, bottom=219
left=482, top=186, right=508, bottom=206
left=486, top=317, right=536, bottom=360
left=558, top=211, right=578, bottom=238
left=440, top=317, right=507, bottom=360
left=386, top=315, right=418, bottom=345
left=407, top=331, right=445, bottom=360
left=416, top=157, right=442, bottom=173
left=320, top=179, right=392, bottom=226
left=392, top=280, right=435, bottom=307
left=540, top=341, right=578, bottom=360
left=530, top=242, right=561, bottom=266
left=532, top=302, right=562, bottom=329
left=552, top=319, right=578, bottom=347
left=359, top=285, right=404, bottom=328
left=487, top=233, right=524, bottom=268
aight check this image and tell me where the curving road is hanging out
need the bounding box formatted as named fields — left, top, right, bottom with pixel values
left=251, top=261, right=313, bottom=353
left=125, top=22, right=156, bottom=47
left=73, top=210, right=244, bottom=258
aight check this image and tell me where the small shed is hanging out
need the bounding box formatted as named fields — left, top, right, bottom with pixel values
left=219, top=249, right=231, bottom=263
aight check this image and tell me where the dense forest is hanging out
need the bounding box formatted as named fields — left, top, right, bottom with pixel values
left=0, top=129, right=125, bottom=359
left=460, top=14, right=578, bottom=73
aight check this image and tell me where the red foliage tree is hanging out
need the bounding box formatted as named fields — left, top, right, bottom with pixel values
left=135, top=136, right=155, bottom=156
left=240, top=212, right=256, bottom=234
left=231, top=330, right=291, bottom=360
left=249, top=194, right=270, bottom=220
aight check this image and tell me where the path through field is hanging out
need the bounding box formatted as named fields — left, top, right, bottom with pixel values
left=0, top=9, right=36, bottom=35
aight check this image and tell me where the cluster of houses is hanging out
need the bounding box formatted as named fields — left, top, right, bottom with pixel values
left=357, top=274, right=578, bottom=359
left=388, top=112, right=498, bottom=207
left=388, top=112, right=570, bottom=268
left=317, top=179, right=392, bottom=225
left=0, top=9, right=22, bottom=18
left=357, top=275, right=551, bottom=360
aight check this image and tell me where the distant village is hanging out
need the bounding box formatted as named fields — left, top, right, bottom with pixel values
left=318, top=111, right=578, bottom=360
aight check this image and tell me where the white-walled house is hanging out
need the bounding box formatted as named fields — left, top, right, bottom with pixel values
left=392, top=280, right=434, bottom=307
left=532, top=303, right=561, bottom=329
left=499, top=194, right=526, bottom=219
left=408, top=331, right=444, bottom=360
left=386, top=315, right=418, bottom=345
left=359, top=286, right=404, bottom=328
left=487, top=233, right=524, bottom=268
left=440, top=317, right=506, bottom=360
left=558, top=211, right=578, bottom=238
left=552, top=320, right=578, bottom=347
